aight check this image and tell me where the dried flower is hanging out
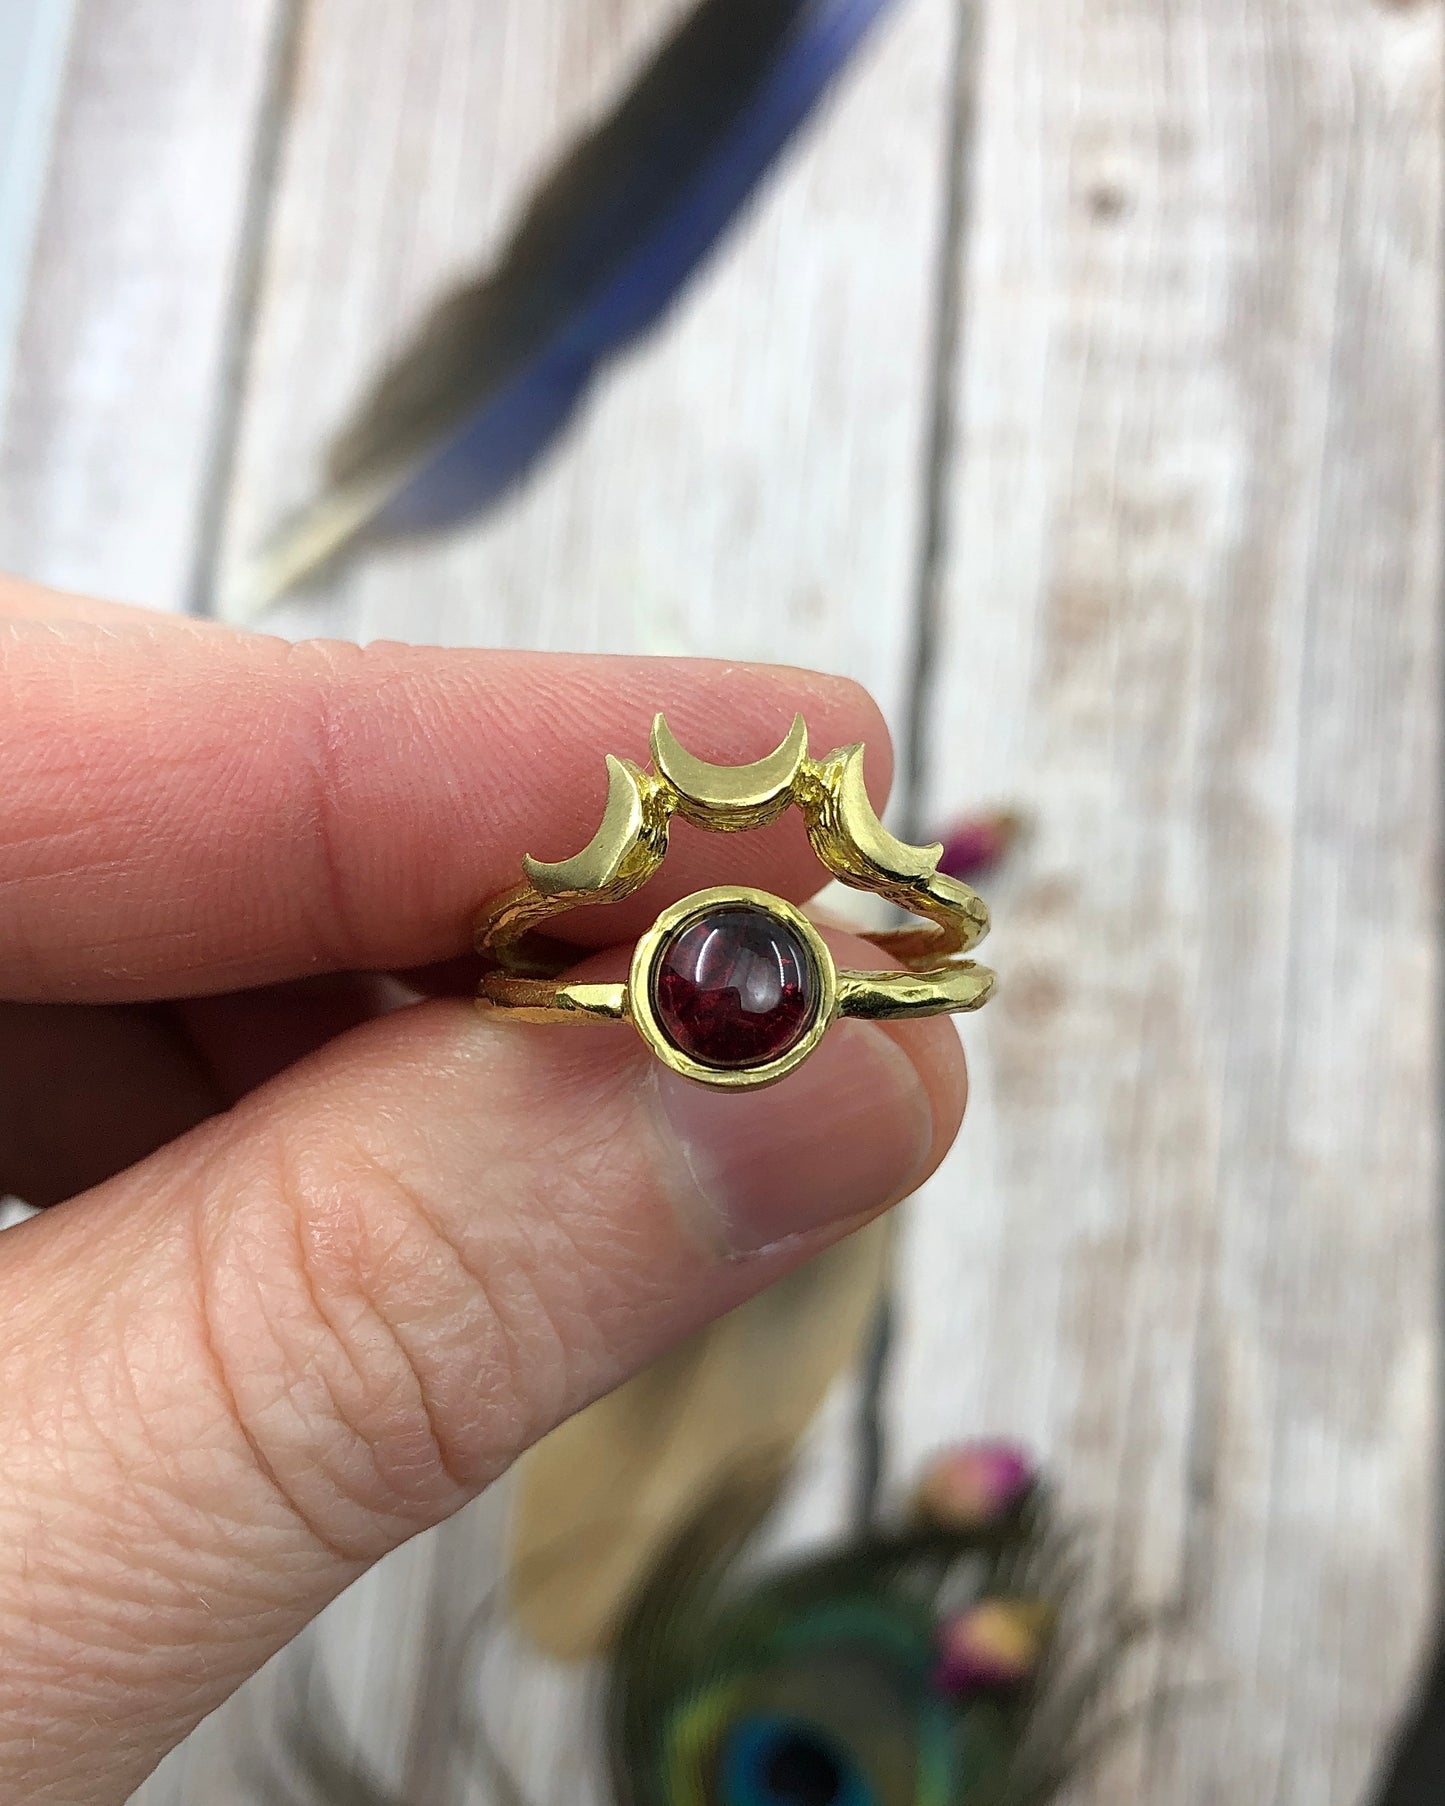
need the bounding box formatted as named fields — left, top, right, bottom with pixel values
left=933, top=1599, right=1054, bottom=1695
left=937, top=810, right=1025, bottom=883
left=914, top=1440, right=1039, bottom=1530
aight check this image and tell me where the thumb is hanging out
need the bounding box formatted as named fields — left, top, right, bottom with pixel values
left=0, top=940, right=963, bottom=1804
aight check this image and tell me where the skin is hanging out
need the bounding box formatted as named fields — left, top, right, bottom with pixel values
left=0, top=577, right=968, bottom=1804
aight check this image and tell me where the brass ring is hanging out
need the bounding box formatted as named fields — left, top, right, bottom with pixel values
left=474, top=714, right=994, bottom=1090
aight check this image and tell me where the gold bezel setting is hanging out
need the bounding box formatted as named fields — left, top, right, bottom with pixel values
left=628, top=886, right=838, bottom=1090
left=474, top=713, right=995, bottom=1090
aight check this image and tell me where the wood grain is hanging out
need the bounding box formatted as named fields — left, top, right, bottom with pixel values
left=174, top=1, right=957, bottom=1800
left=211, top=0, right=956, bottom=736
left=0, top=0, right=289, bottom=610
left=0, top=0, right=1437, bottom=1800
left=0, top=0, right=78, bottom=410
left=894, top=3, right=1443, bottom=1803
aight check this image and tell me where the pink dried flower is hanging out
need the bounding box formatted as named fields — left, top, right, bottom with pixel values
left=933, top=1598, right=1053, bottom=1695
left=914, top=1440, right=1038, bottom=1530
left=936, top=810, right=1024, bottom=883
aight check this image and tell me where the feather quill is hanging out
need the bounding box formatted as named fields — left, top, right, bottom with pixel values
left=231, top=0, right=898, bottom=615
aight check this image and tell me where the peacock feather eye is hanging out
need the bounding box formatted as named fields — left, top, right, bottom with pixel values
left=609, top=1460, right=1111, bottom=1806
left=659, top=1638, right=949, bottom=1806
left=717, top=1714, right=875, bottom=1806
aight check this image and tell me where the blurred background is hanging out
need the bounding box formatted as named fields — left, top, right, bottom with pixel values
left=0, top=1, right=1440, bottom=1802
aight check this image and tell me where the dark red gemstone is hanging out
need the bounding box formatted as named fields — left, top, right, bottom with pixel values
left=651, top=905, right=817, bottom=1070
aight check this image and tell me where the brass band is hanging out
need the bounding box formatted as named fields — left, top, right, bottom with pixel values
left=474, top=714, right=994, bottom=1088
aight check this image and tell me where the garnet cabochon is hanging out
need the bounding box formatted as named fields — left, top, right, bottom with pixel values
left=650, top=904, right=819, bottom=1071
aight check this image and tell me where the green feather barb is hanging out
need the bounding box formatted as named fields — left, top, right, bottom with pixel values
left=607, top=1453, right=1117, bottom=1806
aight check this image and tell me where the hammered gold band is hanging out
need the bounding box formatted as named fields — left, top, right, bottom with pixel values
left=474, top=714, right=994, bottom=1090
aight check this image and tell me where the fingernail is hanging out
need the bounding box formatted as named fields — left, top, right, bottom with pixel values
left=650, top=1022, right=935, bottom=1256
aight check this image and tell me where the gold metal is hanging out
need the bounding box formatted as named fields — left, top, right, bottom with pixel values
left=628, top=886, right=837, bottom=1089
left=475, top=713, right=994, bottom=1088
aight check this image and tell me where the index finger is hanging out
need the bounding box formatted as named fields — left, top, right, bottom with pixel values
left=0, top=598, right=892, bottom=1002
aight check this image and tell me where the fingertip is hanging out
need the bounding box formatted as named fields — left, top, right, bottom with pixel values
left=877, top=1010, right=970, bottom=1182
left=665, top=660, right=895, bottom=797
left=509, top=654, right=894, bottom=820
left=811, top=925, right=971, bottom=1192
left=0, top=629, right=901, bottom=997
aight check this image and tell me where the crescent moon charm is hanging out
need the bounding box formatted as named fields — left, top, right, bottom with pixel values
left=476, top=713, right=995, bottom=1089
left=830, top=744, right=942, bottom=881
left=523, top=755, right=659, bottom=899
left=651, top=712, right=807, bottom=827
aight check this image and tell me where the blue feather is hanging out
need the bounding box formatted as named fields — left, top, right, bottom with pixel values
left=376, top=0, right=898, bottom=533
left=241, top=0, right=900, bottom=608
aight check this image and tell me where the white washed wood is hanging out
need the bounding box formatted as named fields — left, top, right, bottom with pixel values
left=213, top=0, right=951, bottom=738
left=0, top=0, right=287, bottom=611
left=185, top=1, right=957, bottom=1801
left=0, top=0, right=78, bottom=414
left=10, top=0, right=1436, bottom=1799
left=894, top=3, right=1442, bottom=1803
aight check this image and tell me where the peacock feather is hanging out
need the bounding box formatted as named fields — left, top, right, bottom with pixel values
left=606, top=1447, right=1110, bottom=1806
left=252, top=1442, right=1117, bottom=1806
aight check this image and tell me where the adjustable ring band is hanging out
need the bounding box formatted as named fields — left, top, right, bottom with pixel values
left=475, top=714, right=994, bottom=1090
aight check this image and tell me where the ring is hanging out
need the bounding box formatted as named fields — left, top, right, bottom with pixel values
left=475, top=715, right=995, bottom=1090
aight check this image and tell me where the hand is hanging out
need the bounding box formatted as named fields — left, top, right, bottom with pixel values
left=0, top=580, right=966, bottom=1804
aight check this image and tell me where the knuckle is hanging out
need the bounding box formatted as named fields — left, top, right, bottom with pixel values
left=282, top=639, right=371, bottom=969
left=194, top=1118, right=571, bottom=1558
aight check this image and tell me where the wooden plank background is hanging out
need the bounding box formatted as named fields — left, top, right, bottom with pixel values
left=0, top=1, right=1439, bottom=1802
left=0, top=0, right=77, bottom=411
